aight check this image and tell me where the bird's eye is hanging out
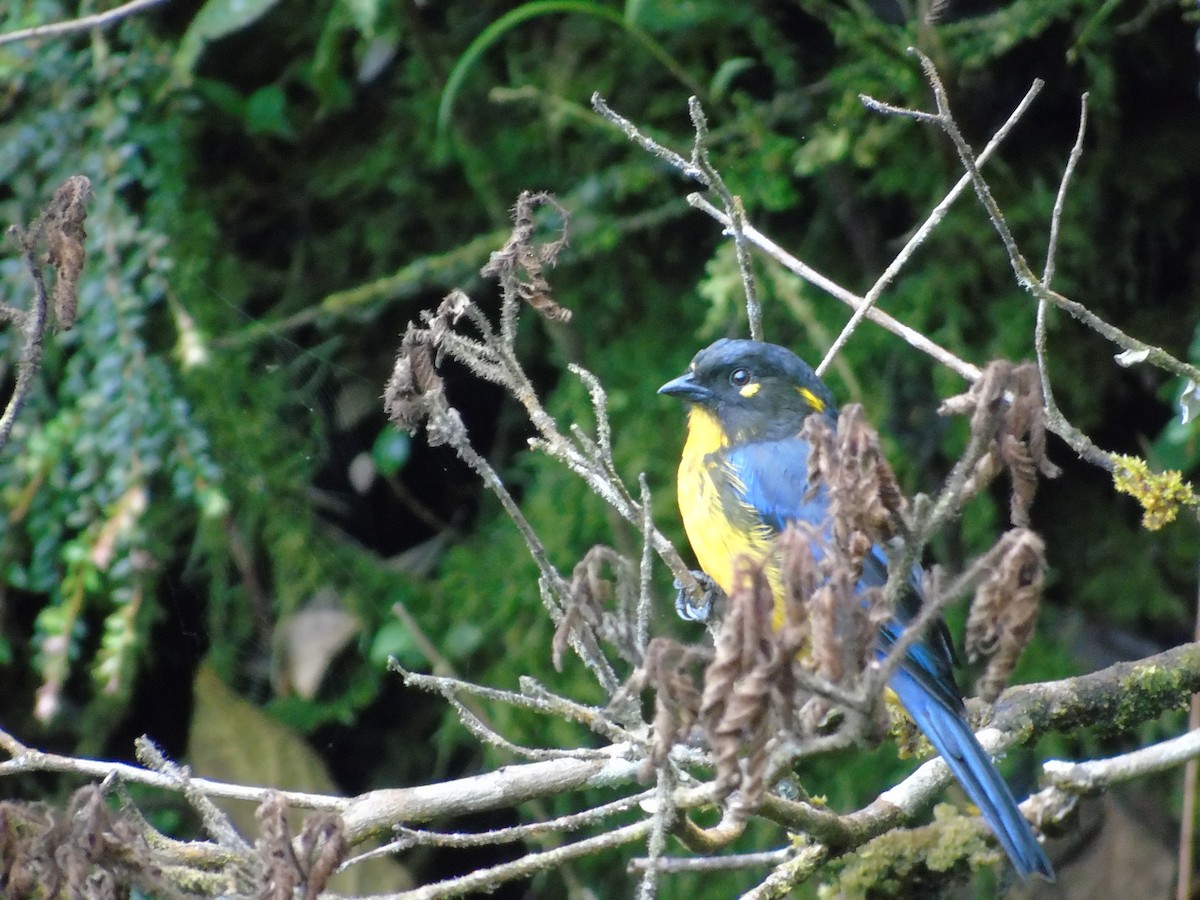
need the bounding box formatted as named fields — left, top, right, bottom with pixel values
left=729, top=367, right=751, bottom=387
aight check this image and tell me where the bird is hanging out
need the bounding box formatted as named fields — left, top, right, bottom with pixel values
left=659, top=337, right=1053, bottom=881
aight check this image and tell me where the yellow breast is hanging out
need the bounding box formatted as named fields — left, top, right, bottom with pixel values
left=677, top=407, right=776, bottom=595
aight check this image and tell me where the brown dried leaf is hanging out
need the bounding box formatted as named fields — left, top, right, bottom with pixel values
left=0, top=785, right=168, bottom=900
left=37, top=175, right=92, bottom=330
left=801, top=405, right=905, bottom=567
left=965, top=529, right=1045, bottom=702
left=700, top=556, right=776, bottom=801
left=296, top=813, right=349, bottom=900
left=634, top=638, right=707, bottom=772
left=554, top=546, right=637, bottom=671
left=257, top=792, right=300, bottom=900
left=383, top=325, right=444, bottom=434
left=481, top=191, right=572, bottom=322
left=939, top=361, right=1060, bottom=526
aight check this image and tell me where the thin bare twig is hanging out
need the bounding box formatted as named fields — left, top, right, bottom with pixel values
left=0, top=239, right=49, bottom=455
left=378, top=820, right=656, bottom=900
left=1035, top=94, right=1112, bottom=469
left=629, top=847, right=792, bottom=873
left=636, top=766, right=675, bottom=899
left=1045, top=728, right=1200, bottom=791
left=135, top=737, right=250, bottom=854
left=686, top=194, right=981, bottom=381
left=903, top=49, right=1199, bottom=389
left=637, top=474, right=654, bottom=658
left=0, top=0, right=171, bottom=47
left=0, top=727, right=343, bottom=810
left=592, top=93, right=764, bottom=339
left=817, top=78, right=1044, bottom=377
left=1043, top=93, right=1089, bottom=289
left=687, top=97, right=763, bottom=340
left=341, top=789, right=654, bottom=872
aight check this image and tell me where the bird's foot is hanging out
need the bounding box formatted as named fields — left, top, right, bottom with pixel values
left=674, top=570, right=725, bottom=623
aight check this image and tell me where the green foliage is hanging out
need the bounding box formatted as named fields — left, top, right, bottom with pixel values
left=0, top=25, right=223, bottom=739
left=2, top=0, right=1198, bottom=892
left=820, top=804, right=1002, bottom=898
left=175, top=0, right=285, bottom=77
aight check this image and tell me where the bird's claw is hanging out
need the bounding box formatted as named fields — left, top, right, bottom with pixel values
left=673, top=570, right=725, bottom=623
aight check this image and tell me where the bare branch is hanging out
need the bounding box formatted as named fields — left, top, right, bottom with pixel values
left=0, top=727, right=344, bottom=811
left=0, top=0, right=171, bottom=47
left=687, top=96, right=763, bottom=340
left=0, top=236, right=50, bottom=455
left=818, top=79, right=1044, bottom=377
left=902, top=49, right=1199, bottom=388
left=1044, top=728, right=1200, bottom=791
left=686, top=193, right=982, bottom=381
left=1043, top=93, right=1089, bottom=288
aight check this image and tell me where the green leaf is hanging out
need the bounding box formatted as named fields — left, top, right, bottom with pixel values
left=370, top=619, right=424, bottom=668
left=436, top=1, right=701, bottom=143
left=244, top=85, right=296, bottom=138
left=339, top=0, right=381, bottom=36
left=175, top=0, right=286, bottom=76
left=710, top=57, right=755, bottom=101
left=372, top=428, right=411, bottom=476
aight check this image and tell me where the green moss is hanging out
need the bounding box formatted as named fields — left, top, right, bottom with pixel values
left=819, top=805, right=1002, bottom=898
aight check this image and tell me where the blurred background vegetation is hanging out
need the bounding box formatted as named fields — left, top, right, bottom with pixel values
left=1, top=0, right=1199, bottom=895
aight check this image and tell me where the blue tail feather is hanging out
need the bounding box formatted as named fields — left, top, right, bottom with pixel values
left=889, top=667, right=1054, bottom=881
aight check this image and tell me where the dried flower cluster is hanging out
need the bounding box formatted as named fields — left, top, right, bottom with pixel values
left=555, top=545, right=640, bottom=671
left=964, top=529, right=1046, bottom=702
left=633, top=638, right=710, bottom=772
left=939, top=360, right=1060, bottom=527
left=699, top=556, right=785, bottom=812
left=13, top=174, right=93, bottom=330
left=255, top=794, right=348, bottom=900
left=0, top=785, right=166, bottom=899
left=803, top=403, right=906, bottom=566
left=383, top=312, right=452, bottom=439
left=480, top=190, right=573, bottom=323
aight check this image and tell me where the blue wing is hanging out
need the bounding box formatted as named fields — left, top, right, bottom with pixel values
left=723, top=436, right=1053, bottom=880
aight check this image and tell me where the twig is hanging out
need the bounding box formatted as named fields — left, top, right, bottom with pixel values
left=0, top=238, right=50, bottom=455
left=1035, top=94, right=1113, bottom=469
left=740, top=844, right=829, bottom=899
left=687, top=97, right=763, bottom=340
left=902, top=49, right=1199, bottom=388
left=0, top=727, right=344, bottom=810
left=378, top=819, right=655, bottom=900
left=0, top=0, right=171, bottom=46
left=592, top=93, right=764, bottom=339
left=399, top=790, right=653, bottom=849
left=817, top=78, right=1044, bottom=377
left=341, top=789, right=654, bottom=872
left=636, top=766, right=675, bottom=899
left=628, top=847, right=792, bottom=873
left=392, top=663, right=640, bottom=746
left=637, top=474, right=654, bottom=658
left=1045, top=728, right=1200, bottom=791
left=135, top=737, right=251, bottom=854
left=1043, top=93, right=1089, bottom=289
left=686, top=194, right=981, bottom=381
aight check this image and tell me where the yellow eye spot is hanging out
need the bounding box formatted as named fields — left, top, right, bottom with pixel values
left=739, top=382, right=761, bottom=398
left=798, top=387, right=825, bottom=412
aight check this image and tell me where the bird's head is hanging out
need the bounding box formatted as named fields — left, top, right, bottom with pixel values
left=659, top=339, right=837, bottom=442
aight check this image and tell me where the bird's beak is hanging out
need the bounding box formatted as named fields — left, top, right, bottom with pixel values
left=658, top=371, right=711, bottom=403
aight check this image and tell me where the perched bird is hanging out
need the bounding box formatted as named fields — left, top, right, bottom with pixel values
left=659, top=338, right=1053, bottom=880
